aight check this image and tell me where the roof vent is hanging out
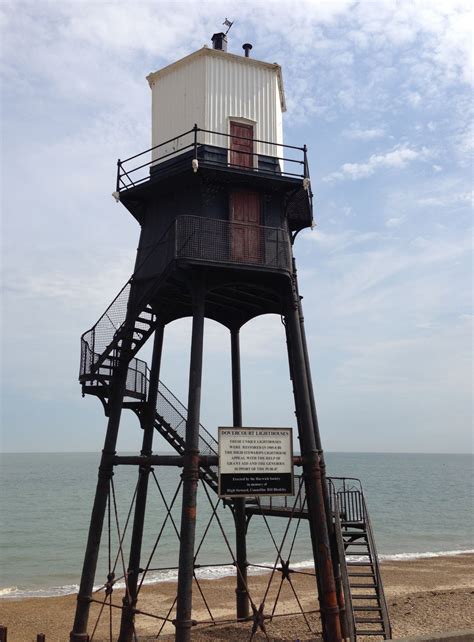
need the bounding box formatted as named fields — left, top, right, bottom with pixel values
left=211, top=32, right=228, bottom=52
left=242, top=43, right=253, bottom=58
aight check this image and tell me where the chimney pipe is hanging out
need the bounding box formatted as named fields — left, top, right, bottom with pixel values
left=242, top=43, right=252, bottom=58
left=212, top=32, right=227, bottom=52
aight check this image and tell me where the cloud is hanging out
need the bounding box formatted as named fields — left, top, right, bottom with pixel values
left=416, top=190, right=472, bottom=208
left=324, top=145, right=432, bottom=182
left=385, top=217, right=405, bottom=228
left=343, top=125, right=387, bottom=140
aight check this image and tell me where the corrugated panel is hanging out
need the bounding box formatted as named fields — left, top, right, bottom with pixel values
left=205, top=55, right=283, bottom=158
left=150, top=56, right=205, bottom=161
left=149, top=50, right=284, bottom=163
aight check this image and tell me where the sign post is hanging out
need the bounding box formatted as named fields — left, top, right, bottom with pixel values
left=218, top=427, right=293, bottom=497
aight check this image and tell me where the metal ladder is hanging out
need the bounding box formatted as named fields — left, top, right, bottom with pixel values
left=330, top=478, right=392, bottom=640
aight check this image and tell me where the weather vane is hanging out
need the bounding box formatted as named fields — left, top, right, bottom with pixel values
left=223, top=18, right=234, bottom=35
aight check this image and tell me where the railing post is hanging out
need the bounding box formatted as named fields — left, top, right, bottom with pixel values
left=193, top=124, right=198, bottom=161
left=116, top=159, right=121, bottom=193
left=303, top=145, right=308, bottom=179
left=91, top=331, right=96, bottom=370
left=175, top=218, right=178, bottom=259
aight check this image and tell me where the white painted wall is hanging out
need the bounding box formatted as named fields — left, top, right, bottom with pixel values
left=148, top=48, right=285, bottom=163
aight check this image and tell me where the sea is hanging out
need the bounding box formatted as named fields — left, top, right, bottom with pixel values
left=1, top=452, right=472, bottom=600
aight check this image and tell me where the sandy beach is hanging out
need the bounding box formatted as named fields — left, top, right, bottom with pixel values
left=0, top=554, right=472, bottom=641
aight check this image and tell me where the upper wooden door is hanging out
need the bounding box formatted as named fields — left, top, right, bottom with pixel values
left=230, top=190, right=262, bottom=263
left=230, top=122, right=254, bottom=168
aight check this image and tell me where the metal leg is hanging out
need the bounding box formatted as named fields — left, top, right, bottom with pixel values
left=70, top=329, right=134, bottom=642
left=231, top=328, right=249, bottom=620
left=285, top=296, right=342, bottom=642
left=118, top=324, right=165, bottom=641
left=292, top=261, right=349, bottom=639
left=175, top=281, right=205, bottom=642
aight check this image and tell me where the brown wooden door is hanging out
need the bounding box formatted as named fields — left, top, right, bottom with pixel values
left=230, top=122, right=254, bottom=168
left=230, top=190, right=262, bottom=263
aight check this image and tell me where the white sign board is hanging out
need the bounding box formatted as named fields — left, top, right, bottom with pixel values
left=218, top=427, right=293, bottom=497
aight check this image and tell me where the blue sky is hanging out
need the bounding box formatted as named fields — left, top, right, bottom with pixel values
left=1, top=1, right=472, bottom=454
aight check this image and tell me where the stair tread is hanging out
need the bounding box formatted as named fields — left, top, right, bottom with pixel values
left=351, top=594, right=378, bottom=599
left=347, top=562, right=372, bottom=566
left=348, top=572, right=375, bottom=577
left=350, top=583, right=377, bottom=588
left=356, top=617, right=384, bottom=623
left=354, top=606, right=382, bottom=611
left=343, top=530, right=367, bottom=534
left=356, top=631, right=385, bottom=636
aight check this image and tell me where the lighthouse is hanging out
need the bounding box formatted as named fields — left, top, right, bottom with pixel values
left=70, top=31, right=391, bottom=642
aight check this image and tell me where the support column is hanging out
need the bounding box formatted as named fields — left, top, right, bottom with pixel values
left=175, top=281, right=205, bottom=642
left=118, top=323, right=165, bottom=642
left=285, top=292, right=342, bottom=642
left=70, top=330, right=134, bottom=642
left=231, top=328, right=249, bottom=620
left=292, top=261, right=348, bottom=638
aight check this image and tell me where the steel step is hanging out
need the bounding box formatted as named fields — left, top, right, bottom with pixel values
left=355, top=630, right=385, bottom=636
left=356, top=617, right=384, bottom=624
left=354, top=606, right=382, bottom=612
left=344, top=541, right=369, bottom=546
left=347, top=562, right=372, bottom=566
left=350, top=583, right=377, bottom=589
left=351, top=594, right=379, bottom=599
left=348, top=572, right=375, bottom=577
left=342, top=531, right=367, bottom=536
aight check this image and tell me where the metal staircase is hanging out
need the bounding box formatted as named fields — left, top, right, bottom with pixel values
left=330, top=478, right=392, bottom=640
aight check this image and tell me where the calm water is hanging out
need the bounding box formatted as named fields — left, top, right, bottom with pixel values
left=1, top=452, right=472, bottom=598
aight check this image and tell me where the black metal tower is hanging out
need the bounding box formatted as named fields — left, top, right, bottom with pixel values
left=70, top=35, right=391, bottom=642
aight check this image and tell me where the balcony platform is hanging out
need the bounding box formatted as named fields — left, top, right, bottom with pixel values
left=116, top=127, right=313, bottom=233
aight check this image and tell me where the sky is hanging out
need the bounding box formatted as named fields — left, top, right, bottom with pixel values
left=1, top=0, right=472, bottom=455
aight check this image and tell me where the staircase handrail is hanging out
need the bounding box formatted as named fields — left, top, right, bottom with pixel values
left=327, top=478, right=356, bottom=642
left=361, top=493, right=392, bottom=638
left=157, top=379, right=218, bottom=456
left=79, top=217, right=178, bottom=378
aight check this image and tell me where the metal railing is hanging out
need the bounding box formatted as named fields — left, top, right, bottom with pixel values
left=329, top=477, right=365, bottom=523
left=256, top=475, right=306, bottom=512
left=116, top=125, right=309, bottom=191
left=79, top=215, right=291, bottom=383
left=175, top=215, right=291, bottom=272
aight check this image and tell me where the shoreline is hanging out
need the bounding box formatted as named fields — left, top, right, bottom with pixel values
left=0, top=553, right=472, bottom=641
left=1, top=548, right=473, bottom=601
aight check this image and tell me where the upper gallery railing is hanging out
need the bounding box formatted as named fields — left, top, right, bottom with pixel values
left=116, top=125, right=310, bottom=192
left=79, top=215, right=292, bottom=382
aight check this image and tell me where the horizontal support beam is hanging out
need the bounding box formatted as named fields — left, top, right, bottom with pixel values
left=113, top=454, right=304, bottom=467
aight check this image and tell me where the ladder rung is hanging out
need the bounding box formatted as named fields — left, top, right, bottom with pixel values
left=354, top=606, right=382, bottom=611
left=343, top=531, right=367, bottom=536
left=356, top=630, right=385, bottom=636
left=348, top=572, right=375, bottom=577
left=351, top=594, right=378, bottom=599
left=347, top=562, right=372, bottom=566
left=356, top=617, right=384, bottom=623
left=344, top=541, right=368, bottom=546
left=350, top=583, right=377, bottom=588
